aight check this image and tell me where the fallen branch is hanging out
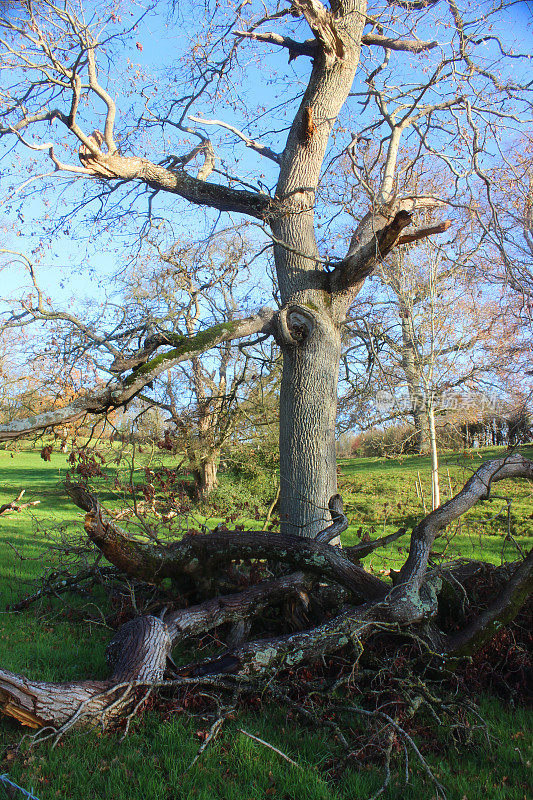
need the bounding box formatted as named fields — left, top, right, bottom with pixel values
left=65, top=483, right=389, bottom=601
left=187, top=714, right=228, bottom=770
left=345, top=527, right=408, bottom=561
left=0, top=490, right=40, bottom=516
left=1, top=455, right=531, bottom=742
left=238, top=729, right=302, bottom=769
left=8, top=566, right=120, bottom=611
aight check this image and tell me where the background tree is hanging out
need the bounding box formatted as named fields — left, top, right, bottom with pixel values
left=349, top=237, right=510, bottom=505
left=118, top=231, right=266, bottom=498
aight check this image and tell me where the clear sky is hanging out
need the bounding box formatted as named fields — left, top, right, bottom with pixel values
left=0, top=0, right=532, bottom=316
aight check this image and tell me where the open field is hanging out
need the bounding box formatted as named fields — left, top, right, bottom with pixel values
left=0, top=445, right=532, bottom=800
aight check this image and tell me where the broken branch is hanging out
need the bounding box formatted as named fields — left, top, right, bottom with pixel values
left=0, top=490, right=40, bottom=516
left=397, top=219, right=451, bottom=245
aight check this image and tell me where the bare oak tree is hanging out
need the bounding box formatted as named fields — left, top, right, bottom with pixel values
left=0, top=1, right=532, bottom=761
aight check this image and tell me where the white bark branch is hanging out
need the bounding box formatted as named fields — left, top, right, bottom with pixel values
left=188, top=116, right=281, bottom=164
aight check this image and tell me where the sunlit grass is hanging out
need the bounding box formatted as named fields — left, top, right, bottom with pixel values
left=0, top=444, right=532, bottom=799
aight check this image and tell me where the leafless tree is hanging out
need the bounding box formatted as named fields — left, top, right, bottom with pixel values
left=346, top=239, right=514, bottom=504
left=129, top=232, right=269, bottom=497
left=0, top=1, right=532, bottom=753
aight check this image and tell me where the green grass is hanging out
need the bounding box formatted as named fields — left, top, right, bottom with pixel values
left=339, top=446, right=533, bottom=573
left=1, top=701, right=531, bottom=800
left=0, top=445, right=532, bottom=800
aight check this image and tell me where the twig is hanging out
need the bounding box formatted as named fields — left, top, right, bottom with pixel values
left=187, top=715, right=227, bottom=770
left=8, top=566, right=119, bottom=611
left=188, top=115, right=281, bottom=164
left=366, top=731, right=394, bottom=800
left=261, top=483, right=280, bottom=531
left=270, top=687, right=350, bottom=751
left=348, top=705, right=447, bottom=800
left=417, top=471, right=427, bottom=514
left=120, top=688, right=153, bottom=741
left=238, top=729, right=302, bottom=769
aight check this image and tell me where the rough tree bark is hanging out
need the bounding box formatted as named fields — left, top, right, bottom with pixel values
left=271, top=0, right=366, bottom=535
left=195, top=452, right=220, bottom=499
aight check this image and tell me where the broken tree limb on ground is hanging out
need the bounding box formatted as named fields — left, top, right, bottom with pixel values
left=1, top=454, right=531, bottom=736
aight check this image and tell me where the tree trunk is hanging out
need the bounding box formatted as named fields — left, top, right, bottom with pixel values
left=270, top=2, right=365, bottom=536
left=279, top=313, right=341, bottom=537
left=196, top=452, right=219, bottom=499
left=400, top=310, right=428, bottom=454
left=412, top=407, right=428, bottom=454
left=427, top=404, right=440, bottom=509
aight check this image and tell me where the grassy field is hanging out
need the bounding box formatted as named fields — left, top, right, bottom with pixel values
left=0, top=445, right=532, bottom=800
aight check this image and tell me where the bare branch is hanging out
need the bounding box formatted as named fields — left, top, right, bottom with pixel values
left=66, top=149, right=274, bottom=218
left=361, top=33, right=438, bottom=53
left=86, top=45, right=117, bottom=155
left=233, top=29, right=317, bottom=59
left=111, top=307, right=275, bottom=376
left=188, top=115, right=281, bottom=164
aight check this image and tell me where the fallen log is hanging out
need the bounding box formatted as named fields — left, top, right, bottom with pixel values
left=0, top=455, right=531, bottom=736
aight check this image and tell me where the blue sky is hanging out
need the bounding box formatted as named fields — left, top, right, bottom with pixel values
left=0, top=0, right=532, bottom=317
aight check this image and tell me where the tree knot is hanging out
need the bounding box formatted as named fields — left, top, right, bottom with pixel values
left=275, top=305, right=316, bottom=347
